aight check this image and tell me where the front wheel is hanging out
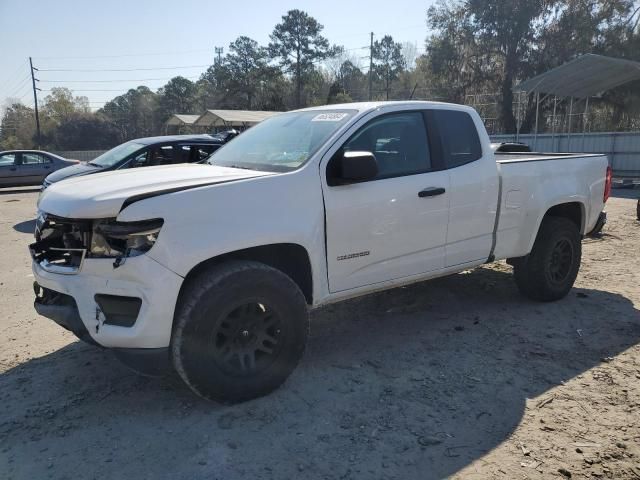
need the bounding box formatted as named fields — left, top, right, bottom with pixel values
left=512, top=217, right=582, bottom=302
left=171, top=260, right=309, bottom=403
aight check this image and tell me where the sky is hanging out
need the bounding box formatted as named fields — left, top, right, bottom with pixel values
left=0, top=0, right=437, bottom=111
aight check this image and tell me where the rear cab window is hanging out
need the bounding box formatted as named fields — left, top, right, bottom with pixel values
left=430, top=110, right=482, bottom=169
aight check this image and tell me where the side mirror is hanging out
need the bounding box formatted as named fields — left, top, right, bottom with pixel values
left=335, top=151, right=378, bottom=184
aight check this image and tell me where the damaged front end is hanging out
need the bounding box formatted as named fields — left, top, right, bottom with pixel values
left=33, top=282, right=99, bottom=345
left=30, top=212, right=163, bottom=274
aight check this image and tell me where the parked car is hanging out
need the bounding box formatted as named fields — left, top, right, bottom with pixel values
left=41, top=134, right=224, bottom=190
left=0, top=150, right=79, bottom=188
left=31, top=101, right=610, bottom=403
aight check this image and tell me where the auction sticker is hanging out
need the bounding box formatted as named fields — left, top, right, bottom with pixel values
left=312, top=113, right=349, bottom=122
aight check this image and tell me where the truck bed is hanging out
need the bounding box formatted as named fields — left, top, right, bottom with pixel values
left=496, top=152, right=605, bottom=163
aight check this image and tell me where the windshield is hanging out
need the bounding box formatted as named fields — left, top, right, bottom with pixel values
left=89, top=142, right=145, bottom=167
left=207, top=110, right=355, bottom=172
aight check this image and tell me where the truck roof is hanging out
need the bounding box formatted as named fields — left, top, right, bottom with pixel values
left=294, top=100, right=474, bottom=115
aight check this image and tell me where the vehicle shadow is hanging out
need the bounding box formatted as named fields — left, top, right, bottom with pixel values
left=0, top=187, right=40, bottom=195
left=13, top=219, right=36, bottom=234
left=1, top=266, right=639, bottom=480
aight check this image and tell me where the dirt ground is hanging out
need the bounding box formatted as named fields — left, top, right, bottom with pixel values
left=0, top=187, right=639, bottom=480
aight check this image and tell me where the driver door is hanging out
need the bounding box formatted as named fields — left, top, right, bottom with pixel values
left=322, top=111, right=450, bottom=293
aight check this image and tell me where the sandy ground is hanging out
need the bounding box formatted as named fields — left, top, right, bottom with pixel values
left=0, top=187, right=639, bottom=480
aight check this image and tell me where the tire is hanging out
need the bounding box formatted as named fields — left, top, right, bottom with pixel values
left=171, top=260, right=309, bottom=403
left=513, top=216, right=582, bottom=302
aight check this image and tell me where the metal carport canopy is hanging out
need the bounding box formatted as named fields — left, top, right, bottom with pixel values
left=515, top=54, right=640, bottom=98
left=194, top=110, right=280, bottom=127
left=165, top=114, right=201, bottom=126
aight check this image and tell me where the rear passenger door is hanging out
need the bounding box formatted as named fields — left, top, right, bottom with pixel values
left=20, top=152, right=53, bottom=183
left=430, top=109, right=499, bottom=267
left=323, top=111, right=450, bottom=292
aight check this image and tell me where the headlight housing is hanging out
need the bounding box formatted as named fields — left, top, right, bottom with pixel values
left=90, top=218, right=163, bottom=258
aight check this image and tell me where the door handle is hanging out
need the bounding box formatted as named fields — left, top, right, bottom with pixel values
left=418, top=187, right=446, bottom=198
left=45, top=166, right=51, bottom=169
left=10, top=167, right=16, bottom=171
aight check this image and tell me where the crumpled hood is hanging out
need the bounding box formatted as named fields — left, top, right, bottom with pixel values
left=44, top=162, right=103, bottom=184
left=38, top=163, right=274, bottom=219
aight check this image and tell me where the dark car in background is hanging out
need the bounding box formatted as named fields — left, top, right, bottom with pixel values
left=0, top=150, right=80, bottom=188
left=42, top=134, right=224, bottom=189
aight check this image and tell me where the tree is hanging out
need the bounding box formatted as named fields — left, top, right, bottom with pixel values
left=48, top=113, right=120, bottom=150
left=337, top=60, right=367, bottom=100
left=100, top=86, right=158, bottom=141
left=226, top=36, right=281, bottom=109
left=0, top=102, right=36, bottom=149
left=372, top=35, right=406, bottom=100
left=466, top=0, right=550, bottom=133
left=157, top=76, right=197, bottom=122
left=269, top=9, right=340, bottom=107
left=42, top=87, right=89, bottom=124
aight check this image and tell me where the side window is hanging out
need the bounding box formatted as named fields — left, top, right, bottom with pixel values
left=176, top=144, right=217, bottom=163
left=22, top=153, right=50, bottom=164
left=342, top=112, right=431, bottom=179
left=130, top=145, right=175, bottom=168
left=432, top=110, right=482, bottom=169
left=195, top=144, right=218, bottom=161
left=130, top=150, right=149, bottom=168
left=0, top=153, right=16, bottom=166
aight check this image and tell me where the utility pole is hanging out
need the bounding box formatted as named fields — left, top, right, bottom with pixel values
left=214, top=47, right=224, bottom=64
left=368, top=32, right=374, bottom=101
left=29, top=57, right=41, bottom=148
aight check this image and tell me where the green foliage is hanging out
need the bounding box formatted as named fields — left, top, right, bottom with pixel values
left=0, top=103, right=36, bottom=149
left=268, top=9, right=340, bottom=107
left=157, top=77, right=197, bottom=123
left=424, top=0, right=640, bottom=133
left=372, top=35, right=406, bottom=100
left=48, top=113, right=120, bottom=150
left=3, top=5, right=640, bottom=149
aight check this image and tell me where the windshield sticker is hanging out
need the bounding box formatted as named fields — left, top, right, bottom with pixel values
left=311, top=113, right=349, bottom=122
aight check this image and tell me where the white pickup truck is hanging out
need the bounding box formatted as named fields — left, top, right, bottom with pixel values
left=31, top=101, right=611, bottom=403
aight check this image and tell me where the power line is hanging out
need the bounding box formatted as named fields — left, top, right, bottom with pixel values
left=38, top=64, right=211, bottom=73
left=33, top=48, right=214, bottom=60
left=2, top=72, right=32, bottom=97
left=39, top=75, right=201, bottom=83
left=0, top=63, right=30, bottom=90
left=5, top=75, right=33, bottom=99
left=42, top=88, right=144, bottom=92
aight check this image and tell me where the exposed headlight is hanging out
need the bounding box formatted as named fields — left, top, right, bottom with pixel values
left=90, top=218, right=163, bottom=258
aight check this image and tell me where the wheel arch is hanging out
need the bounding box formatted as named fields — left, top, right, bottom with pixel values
left=524, top=200, right=586, bottom=256
left=543, top=201, right=585, bottom=233
left=177, top=243, right=314, bottom=306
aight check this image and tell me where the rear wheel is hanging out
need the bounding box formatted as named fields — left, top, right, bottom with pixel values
left=513, top=216, right=581, bottom=302
left=171, top=260, right=309, bottom=403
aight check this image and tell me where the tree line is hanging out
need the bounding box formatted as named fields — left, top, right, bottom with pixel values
left=2, top=2, right=640, bottom=151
